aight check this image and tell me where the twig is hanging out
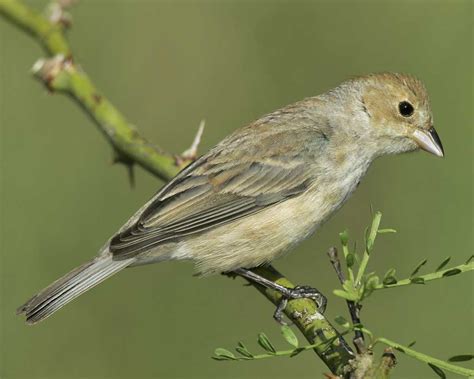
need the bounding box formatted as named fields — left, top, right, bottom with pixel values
left=372, top=337, right=474, bottom=377
left=0, top=1, right=180, bottom=182
left=0, top=1, right=356, bottom=376
left=327, top=247, right=365, bottom=352
left=374, top=261, right=474, bottom=290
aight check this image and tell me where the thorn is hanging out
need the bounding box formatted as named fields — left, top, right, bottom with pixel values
left=127, top=163, right=135, bottom=189
left=111, top=150, right=135, bottom=188
left=180, top=119, right=205, bottom=161
left=31, top=58, right=47, bottom=75
left=31, top=55, right=72, bottom=91
left=46, top=0, right=78, bottom=28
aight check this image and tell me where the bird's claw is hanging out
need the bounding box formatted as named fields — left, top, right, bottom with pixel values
left=273, top=285, right=327, bottom=325
left=289, top=285, right=327, bottom=312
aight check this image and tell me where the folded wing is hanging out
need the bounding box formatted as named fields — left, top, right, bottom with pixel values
left=110, top=157, right=313, bottom=259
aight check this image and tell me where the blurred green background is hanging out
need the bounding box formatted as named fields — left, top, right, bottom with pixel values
left=0, top=0, right=472, bottom=378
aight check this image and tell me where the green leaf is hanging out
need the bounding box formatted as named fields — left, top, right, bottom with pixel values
left=213, top=348, right=236, bottom=360
left=235, top=341, right=253, bottom=358
left=333, top=289, right=358, bottom=301
left=334, top=315, right=350, bottom=328
left=257, top=333, right=276, bottom=354
left=383, top=268, right=397, bottom=285
left=281, top=325, right=299, bottom=348
left=289, top=347, right=305, bottom=358
left=363, top=274, right=380, bottom=298
left=342, top=279, right=355, bottom=292
left=410, top=277, right=425, bottom=285
left=465, top=255, right=474, bottom=264
left=341, top=280, right=359, bottom=300
left=435, top=257, right=451, bottom=272
left=365, top=274, right=380, bottom=289
left=346, top=253, right=355, bottom=268
left=339, top=230, right=349, bottom=245
left=383, top=277, right=397, bottom=285
left=410, top=259, right=428, bottom=277
left=235, top=347, right=253, bottom=359
left=428, top=363, right=446, bottom=379
left=442, top=268, right=462, bottom=277
left=448, top=354, right=474, bottom=362
left=378, top=228, right=397, bottom=234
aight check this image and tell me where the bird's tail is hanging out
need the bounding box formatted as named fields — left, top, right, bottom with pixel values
left=17, top=253, right=133, bottom=325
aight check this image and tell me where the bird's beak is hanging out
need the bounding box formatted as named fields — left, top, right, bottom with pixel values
left=411, top=127, right=444, bottom=157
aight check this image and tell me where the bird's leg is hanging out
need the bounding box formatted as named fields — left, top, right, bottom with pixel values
left=233, top=268, right=327, bottom=324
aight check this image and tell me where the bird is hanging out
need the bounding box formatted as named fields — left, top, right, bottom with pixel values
left=17, top=73, right=444, bottom=325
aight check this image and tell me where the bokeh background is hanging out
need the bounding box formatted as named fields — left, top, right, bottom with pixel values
left=1, top=1, right=472, bottom=378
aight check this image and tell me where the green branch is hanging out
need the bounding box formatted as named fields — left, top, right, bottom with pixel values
left=0, top=0, right=70, bottom=55
left=374, top=261, right=474, bottom=290
left=0, top=1, right=355, bottom=376
left=355, top=211, right=382, bottom=285
left=217, top=323, right=474, bottom=378
left=373, top=337, right=474, bottom=377
left=0, top=0, right=179, bottom=181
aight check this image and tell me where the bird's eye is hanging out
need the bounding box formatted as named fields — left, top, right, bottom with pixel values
left=398, top=101, right=414, bottom=117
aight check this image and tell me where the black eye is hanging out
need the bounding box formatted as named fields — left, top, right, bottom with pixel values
left=398, top=101, right=414, bottom=117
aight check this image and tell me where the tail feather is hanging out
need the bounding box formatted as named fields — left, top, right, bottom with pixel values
left=17, top=254, right=133, bottom=324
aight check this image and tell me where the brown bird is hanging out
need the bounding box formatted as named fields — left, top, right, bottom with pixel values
left=18, top=73, right=443, bottom=324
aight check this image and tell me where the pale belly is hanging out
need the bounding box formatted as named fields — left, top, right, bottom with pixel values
left=131, top=173, right=361, bottom=275
left=130, top=153, right=371, bottom=275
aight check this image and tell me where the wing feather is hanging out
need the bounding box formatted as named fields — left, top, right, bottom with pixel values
left=109, top=121, right=329, bottom=259
left=110, top=158, right=312, bottom=259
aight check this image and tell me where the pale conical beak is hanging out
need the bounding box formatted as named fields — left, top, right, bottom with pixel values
left=411, top=127, right=444, bottom=157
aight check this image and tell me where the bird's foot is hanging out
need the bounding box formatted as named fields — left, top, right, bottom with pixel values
left=273, top=285, right=327, bottom=325
left=231, top=267, right=327, bottom=325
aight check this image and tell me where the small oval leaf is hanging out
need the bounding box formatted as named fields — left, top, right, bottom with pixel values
left=214, top=348, right=236, bottom=360
left=346, top=253, right=355, bottom=268
left=333, top=289, right=358, bottom=301
left=448, top=354, right=474, bottom=362
left=365, top=275, right=380, bottom=289
left=428, top=363, right=446, bottom=379
left=410, top=277, right=425, bottom=285
left=435, top=257, right=451, bottom=272
left=235, top=347, right=253, bottom=359
left=383, top=276, right=398, bottom=285
left=410, top=259, right=428, bottom=277
left=383, top=268, right=396, bottom=281
left=339, top=230, right=349, bottom=245
left=378, top=228, right=397, bottom=234
left=281, top=325, right=299, bottom=348
left=257, top=332, right=276, bottom=353
left=290, top=347, right=305, bottom=358
left=442, top=268, right=462, bottom=277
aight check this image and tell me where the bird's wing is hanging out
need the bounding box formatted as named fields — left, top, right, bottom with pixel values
left=110, top=155, right=313, bottom=260
left=110, top=102, right=332, bottom=260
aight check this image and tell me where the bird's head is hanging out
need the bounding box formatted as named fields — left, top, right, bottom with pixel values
left=343, top=73, right=444, bottom=158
